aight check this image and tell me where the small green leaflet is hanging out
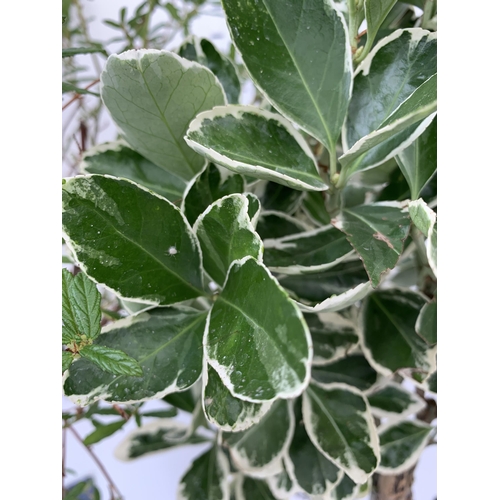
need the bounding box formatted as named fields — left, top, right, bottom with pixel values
left=303, top=384, right=380, bottom=484
left=396, top=117, right=437, bottom=200
left=223, top=399, right=294, bottom=477
left=263, top=226, right=354, bottom=275
left=178, top=445, right=230, bottom=500
left=194, top=194, right=264, bottom=286
left=64, top=308, right=207, bottom=405
left=360, top=289, right=436, bottom=376
left=377, top=420, right=433, bottom=474
left=80, top=344, right=143, bottom=377
left=203, top=363, right=272, bottom=432
left=81, top=141, right=187, bottom=203
left=416, top=300, right=437, bottom=346
left=101, top=49, right=226, bottom=182
left=62, top=47, right=107, bottom=58
left=331, top=202, right=411, bottom=287
left=83, top=419, right=126, bottom=446
left=62, top=82, right=100, bottom=97
left=182, top=163, right=245, bottom=226
left=62, top=175, right=205, bottom=306
left=221, top=0, right=352, bottom=157
left=185, top=106, right=328, bottom=191
left=205, top=257, right=312, bottom=402
left=115, top=419, right=208, bottom=461
left=62, top=269, right=102, bottom=344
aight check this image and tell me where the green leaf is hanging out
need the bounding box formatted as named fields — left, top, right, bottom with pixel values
left=279, top=260, right=369, bottom=303
left=115, top=419, right=208, bottom=460
left=62, top=175, right=205, bottom=306
left=340, top=29, right=437, bottom=185
left=360, top=289, right=436, bottom=376
left=80, top=345, right=143, bottom=377
left=331, top=202, right=411, bottom=287
left=83, top=419, right=127, bottom=445
left=266, top=461, right=297, bottom=499
left=302, top=191, right=331, bottom=226
left=416, top=300, right=437, bottom=346
left=396, top=116, right=437, bottom=199
left=182, top=163, right=245, bottom=226
left=62, top=269, right=102, bottom=343
left=64, top=308, right=207, bottom=405
left=178, top=445, right=230, bottom=500
left=378, top=420, right=433, bottom=473
left=312, top=354, right=378, bottom=391
left=245, top=193, right=261, bottom=227
left=263, top=226, right=354, bottom=275
left=186, top=106, right=327, bottom=191
left=206, top=257, right=312, bottom=402
left=221, top=0, right=352, bottom=156
left=163, top=390, right=197, bottom=413
left=223, top=399, right=294, bottom=476
left=194, top=194, right=264, bottom=286
left=256, top=211, right=311, bottom=241
left=141, top=408, right=178, bottom=418
left=235, top=476, right=277, bottom=500
left=62, top=82, right=100, bottom=96
left=366, top=381, right=426, bottom=420
left=63, top=47, right=107, bottom=58
left=303, top=384, right=380, bottom=484
left=101, top=49, right=226, bottom=182
left=330, top=474, right=361, bottom=500
left=426, top=371, right=437, bottom=394
left=62, top=351, right=74, bottom=372
left=81, top=141, right=187, bottom=203
left=287, top=403, right=342, bottom=496
left=364, top=1, right=398, bottom=57
left=261, top=183, right=304, bottom=213
left=409, top=198, right=437, bottom=277
left=338, top=74, right=437, bottom=185
left=203, top=363, right=272, bottom=432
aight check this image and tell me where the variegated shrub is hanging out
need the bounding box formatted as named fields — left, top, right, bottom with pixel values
left=62, top=1, right=437, bottom=499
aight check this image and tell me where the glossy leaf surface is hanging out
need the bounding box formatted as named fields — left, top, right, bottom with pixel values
left=303, top=384, right=379, bottom=484
left=62, top=175, right=204, bottom=306
left=81, top=141, right=187, bottom=203
left=186, top=106, right=327, bottom=191
left=206, top=257, right=311, bottom=402
left=332, top=202, right=411, bottom=287
left=64, top=308, right=207, bottom=405
left=221, top=0, right=352, bottom=155
left=101, top=49, right=226, bottom=181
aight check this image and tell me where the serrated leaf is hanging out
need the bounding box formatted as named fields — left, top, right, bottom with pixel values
left=81, top=141, right=187, bottom=203
left=256, top=211, right=312, bottom=241
left=186, top=106, right=327, bottom=191
left=178, top=445, right=230, bottom=500
left=64, top=308, right=207, bottom=405
left=360, top=289, right=436, bottom=376
left=83, top=419, right=126, bottom=445
left=303, top=384, right=380, bottom=484
left=62, top=269, right=102, bottom=343
left=341, top=29, right=437, bottom=184
left=312, top=354, right=378, bottom=391
left=80, top=344, right=143, bottom=377
left=63, top=351, right=74, bottom=372
left=101, top=49, right=226, bottom=182
left=377, top=420, right=433, bottom=473
left=332, top=202, right=411, bottom=287
left=203, top=363, right=272, bottom=432
left=221, top=0, right=352, bottom=156
left=194, top=194, right=264, bottom=286
left=287, top=403, right=342, bottom=496
left=416, top=301, right=437, bottom=346
left=366, top=381, right=426, bottom=421
left=263, top=226, right=354, bottom=275
left=115, top=419, right=207, bottom=460
left=62, top=175, right=205, bottom=306
left=62, top=82, right=100, bottom=96
left=206, top=257, right=312, bottom=402
left=396, top=116, right=437, bottom=199
left=223, top=399, right=294, bottom=477
left=182, top=163, right=245, bottom=226
left=63, top=47, right=107, bottom=57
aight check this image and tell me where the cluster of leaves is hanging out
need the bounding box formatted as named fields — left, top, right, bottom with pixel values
left=62, top=0, right=437, bottom=499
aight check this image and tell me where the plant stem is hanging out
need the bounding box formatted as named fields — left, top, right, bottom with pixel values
left=67, top=425, right=123, bottom=500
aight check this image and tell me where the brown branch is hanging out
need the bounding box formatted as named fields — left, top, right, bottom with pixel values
left=62, top=79, right=100, bottom=111
left=67, top=425, right=123, bottom=500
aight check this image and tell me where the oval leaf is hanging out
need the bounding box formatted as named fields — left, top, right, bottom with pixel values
left=101, top=49, right=226, bottom=182
left=83, top=419, right=126, bottom=446
left=62, top=175, right=205, bottom=306
left=186, top=106, right=327, bottom=191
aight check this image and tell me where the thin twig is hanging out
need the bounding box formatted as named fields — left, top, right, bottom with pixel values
left=62, top=79, right=100, bottom=111
left=67, top=425, right=123, bottom=500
